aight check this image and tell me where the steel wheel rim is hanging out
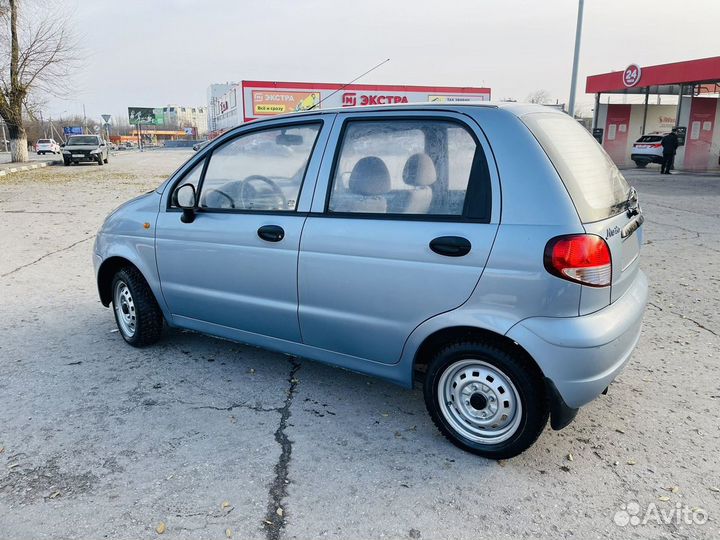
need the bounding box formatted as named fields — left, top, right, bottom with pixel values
left=113, top=280, right=136, bottom=338
left=438, top=359, right=522, bottom=445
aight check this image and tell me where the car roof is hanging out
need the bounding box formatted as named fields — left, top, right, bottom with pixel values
left=238, top=101, right=562, bottom=126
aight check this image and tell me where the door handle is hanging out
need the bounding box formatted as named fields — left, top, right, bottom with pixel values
left=257, top=225, right=285, bottom=242
left=429, top=236, right=471, bottom=257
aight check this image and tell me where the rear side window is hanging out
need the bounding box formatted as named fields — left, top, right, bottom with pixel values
left=328, top=119, right=486, bottom=218
left=522, top=112, right=630, bottom=223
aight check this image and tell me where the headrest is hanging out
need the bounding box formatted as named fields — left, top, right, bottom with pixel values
left=348, top=157, right=391, bottom=196
left=402, top=153, right=437, bottom=186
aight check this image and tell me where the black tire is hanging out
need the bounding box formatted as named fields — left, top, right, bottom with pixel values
left=110, top=266, right=163, bottom=347
left=634, top=160, right=648, bottom=168
left=423, top=340, right=549, bottom=460
left=97, top=154, right=104, bottom=165
left=103, top=154, right=109, bottom=164
left=63, top=158, right=70, bottom=166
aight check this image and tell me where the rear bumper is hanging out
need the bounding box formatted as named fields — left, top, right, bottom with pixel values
left=631, top=153, right=663, bottom=164
left=506, top=270, right=648, bottom=409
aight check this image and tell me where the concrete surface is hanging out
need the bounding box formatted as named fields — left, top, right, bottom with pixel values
left=0, top=152, right=718, bottom=539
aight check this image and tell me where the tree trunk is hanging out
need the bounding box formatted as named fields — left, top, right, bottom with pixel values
left=8, top=123, right=28, bottom=163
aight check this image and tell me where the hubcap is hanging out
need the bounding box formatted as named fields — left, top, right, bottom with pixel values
left=113, top=280, right=136, bottom=338
left=438, top=359, right=522, bottom=445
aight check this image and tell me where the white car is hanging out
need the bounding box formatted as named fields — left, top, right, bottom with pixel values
left=35, top=139, right=61, bottom=155
left=631, top=133, right=667, bottom=168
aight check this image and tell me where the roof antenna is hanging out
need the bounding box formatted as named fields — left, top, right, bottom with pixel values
left=307, top=58, right=391, bottom=111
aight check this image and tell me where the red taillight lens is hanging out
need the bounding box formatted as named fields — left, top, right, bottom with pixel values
left=651, top=143, right=662, bottom=148
left=544, top=234, right=612, bottom=287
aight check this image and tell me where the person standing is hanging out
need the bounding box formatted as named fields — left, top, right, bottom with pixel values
left=661, top=129, right=679, bottom=174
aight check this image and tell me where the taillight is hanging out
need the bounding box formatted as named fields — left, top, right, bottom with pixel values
left=650, top=143, right=662, bottom=148
left=544, top=234, right=612, bottom=287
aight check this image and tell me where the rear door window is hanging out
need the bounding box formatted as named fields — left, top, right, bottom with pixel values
left=522, top=112, right=630, bottom=223
left=327, top=119, right=488, bottom=218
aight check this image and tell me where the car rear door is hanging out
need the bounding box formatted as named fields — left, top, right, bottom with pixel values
left=297, top=110, right=501, bottom=365
left=155, top=116, right=332, bottom=342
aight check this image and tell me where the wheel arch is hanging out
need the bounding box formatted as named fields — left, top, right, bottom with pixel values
left=97, top=256, right=142, bottom=306
left=412, top=325, right=543, bottom=384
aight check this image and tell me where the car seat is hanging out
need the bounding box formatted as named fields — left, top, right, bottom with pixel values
left=331, top=156, right=391, bottom=213
left=390, top=153, right=437, bottom=214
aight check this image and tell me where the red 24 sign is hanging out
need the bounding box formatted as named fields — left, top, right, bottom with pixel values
left=623, top=64, right=642, bottom=87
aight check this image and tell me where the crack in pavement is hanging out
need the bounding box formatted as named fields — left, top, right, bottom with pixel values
left=648, top=301, right=719, bottom=337
left=263, top=357, right=301, bottom=540
left=643, top=217, right=718, bottom=236
left=193, top=402, right=282, bottom=414
left=1, top=236, right=92, bottom=278
left=641, top=200, right=720, bottom=219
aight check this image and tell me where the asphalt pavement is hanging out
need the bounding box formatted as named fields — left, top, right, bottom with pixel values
left=0, top=153, right=718, bottom=539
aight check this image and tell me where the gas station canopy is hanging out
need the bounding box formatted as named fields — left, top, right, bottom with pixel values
left=586, top=56, right=720, bottom=96
left=586, top=56, right=720, bottom=172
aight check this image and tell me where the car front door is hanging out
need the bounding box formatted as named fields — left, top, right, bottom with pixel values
left=155, top=116, right=331, bottom=342
left=298, top=111, right=501, bottom=364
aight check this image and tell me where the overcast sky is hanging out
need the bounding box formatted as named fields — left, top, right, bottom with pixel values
left=45, top=0, right=720, bottom=123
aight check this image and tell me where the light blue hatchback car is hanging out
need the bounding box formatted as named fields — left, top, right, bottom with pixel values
left=94, top=103, right=647, bottom=459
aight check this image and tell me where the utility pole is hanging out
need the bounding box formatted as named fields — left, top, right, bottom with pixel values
left=567, top=0, right=585, bottom=118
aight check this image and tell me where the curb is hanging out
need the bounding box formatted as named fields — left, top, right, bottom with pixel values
left=0, top=161, right=53, bottom=176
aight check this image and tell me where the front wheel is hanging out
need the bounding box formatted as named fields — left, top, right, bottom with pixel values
left=423, top=341, right=549, bottom=460
left=111, top=266, right=163, bottom=347
left=103, top=153, right=109, bottom=164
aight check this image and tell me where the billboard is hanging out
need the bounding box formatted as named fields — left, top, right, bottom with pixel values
left=251, top=90, right=320, bottom=116
left=239, top=81, right=491, bottom=122
left=63, top=126, right=83, bottom=135
left=128, top=107, right=165, bottom=125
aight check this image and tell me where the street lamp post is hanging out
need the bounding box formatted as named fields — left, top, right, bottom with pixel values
left=567, top=0, right=585, bottom=118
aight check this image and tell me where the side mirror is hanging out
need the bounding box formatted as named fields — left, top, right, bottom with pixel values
left=173, top=183, right=197, bottom=223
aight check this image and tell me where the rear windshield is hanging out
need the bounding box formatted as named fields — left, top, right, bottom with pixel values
left=67, top=136, right=100, bottom=145
left=637, top=135, right=662, bottom=142
left=522, top=112, right=630, bottom=223
left=38, top=139, right=52, bottom=143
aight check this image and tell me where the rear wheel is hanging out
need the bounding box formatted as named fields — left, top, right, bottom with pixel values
left=423, top=341, right=548, bottom=460
left=633, top=160, right=648, bottom=168
left=111, top=266, right=163, bottom=347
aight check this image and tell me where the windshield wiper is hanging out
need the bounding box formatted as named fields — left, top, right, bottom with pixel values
left=609, top=187, right=640, bottom=216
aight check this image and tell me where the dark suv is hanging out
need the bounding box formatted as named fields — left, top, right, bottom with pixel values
left=62, top=135, right=110, bottom=166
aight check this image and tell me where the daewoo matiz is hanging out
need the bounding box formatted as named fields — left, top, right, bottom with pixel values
left=94, top=103, right=647, bottom=459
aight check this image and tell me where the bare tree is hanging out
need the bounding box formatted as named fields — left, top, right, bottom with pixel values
left=0, top=0, right=76, bottom=162
left=526, top=89, right=551, bottom=105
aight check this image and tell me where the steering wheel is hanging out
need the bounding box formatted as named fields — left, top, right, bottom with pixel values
left=239, top=175, right=287, bottom=210
left=203, top=188, right=235, bottom=209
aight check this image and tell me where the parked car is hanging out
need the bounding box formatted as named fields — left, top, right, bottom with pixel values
left=35, top=138, right=60, bottom=155
left=93, top=103, right=647, bottom=459
left=631, top=133, right=667, bottom=168
left=62, top=135, right=109, bottom=166
left=193, top=140, right=210, bottom=152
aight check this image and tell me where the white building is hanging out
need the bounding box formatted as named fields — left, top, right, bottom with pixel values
left=161, top=105, right=208, bottom=136
left=207, top=82, right=237, bottom=134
